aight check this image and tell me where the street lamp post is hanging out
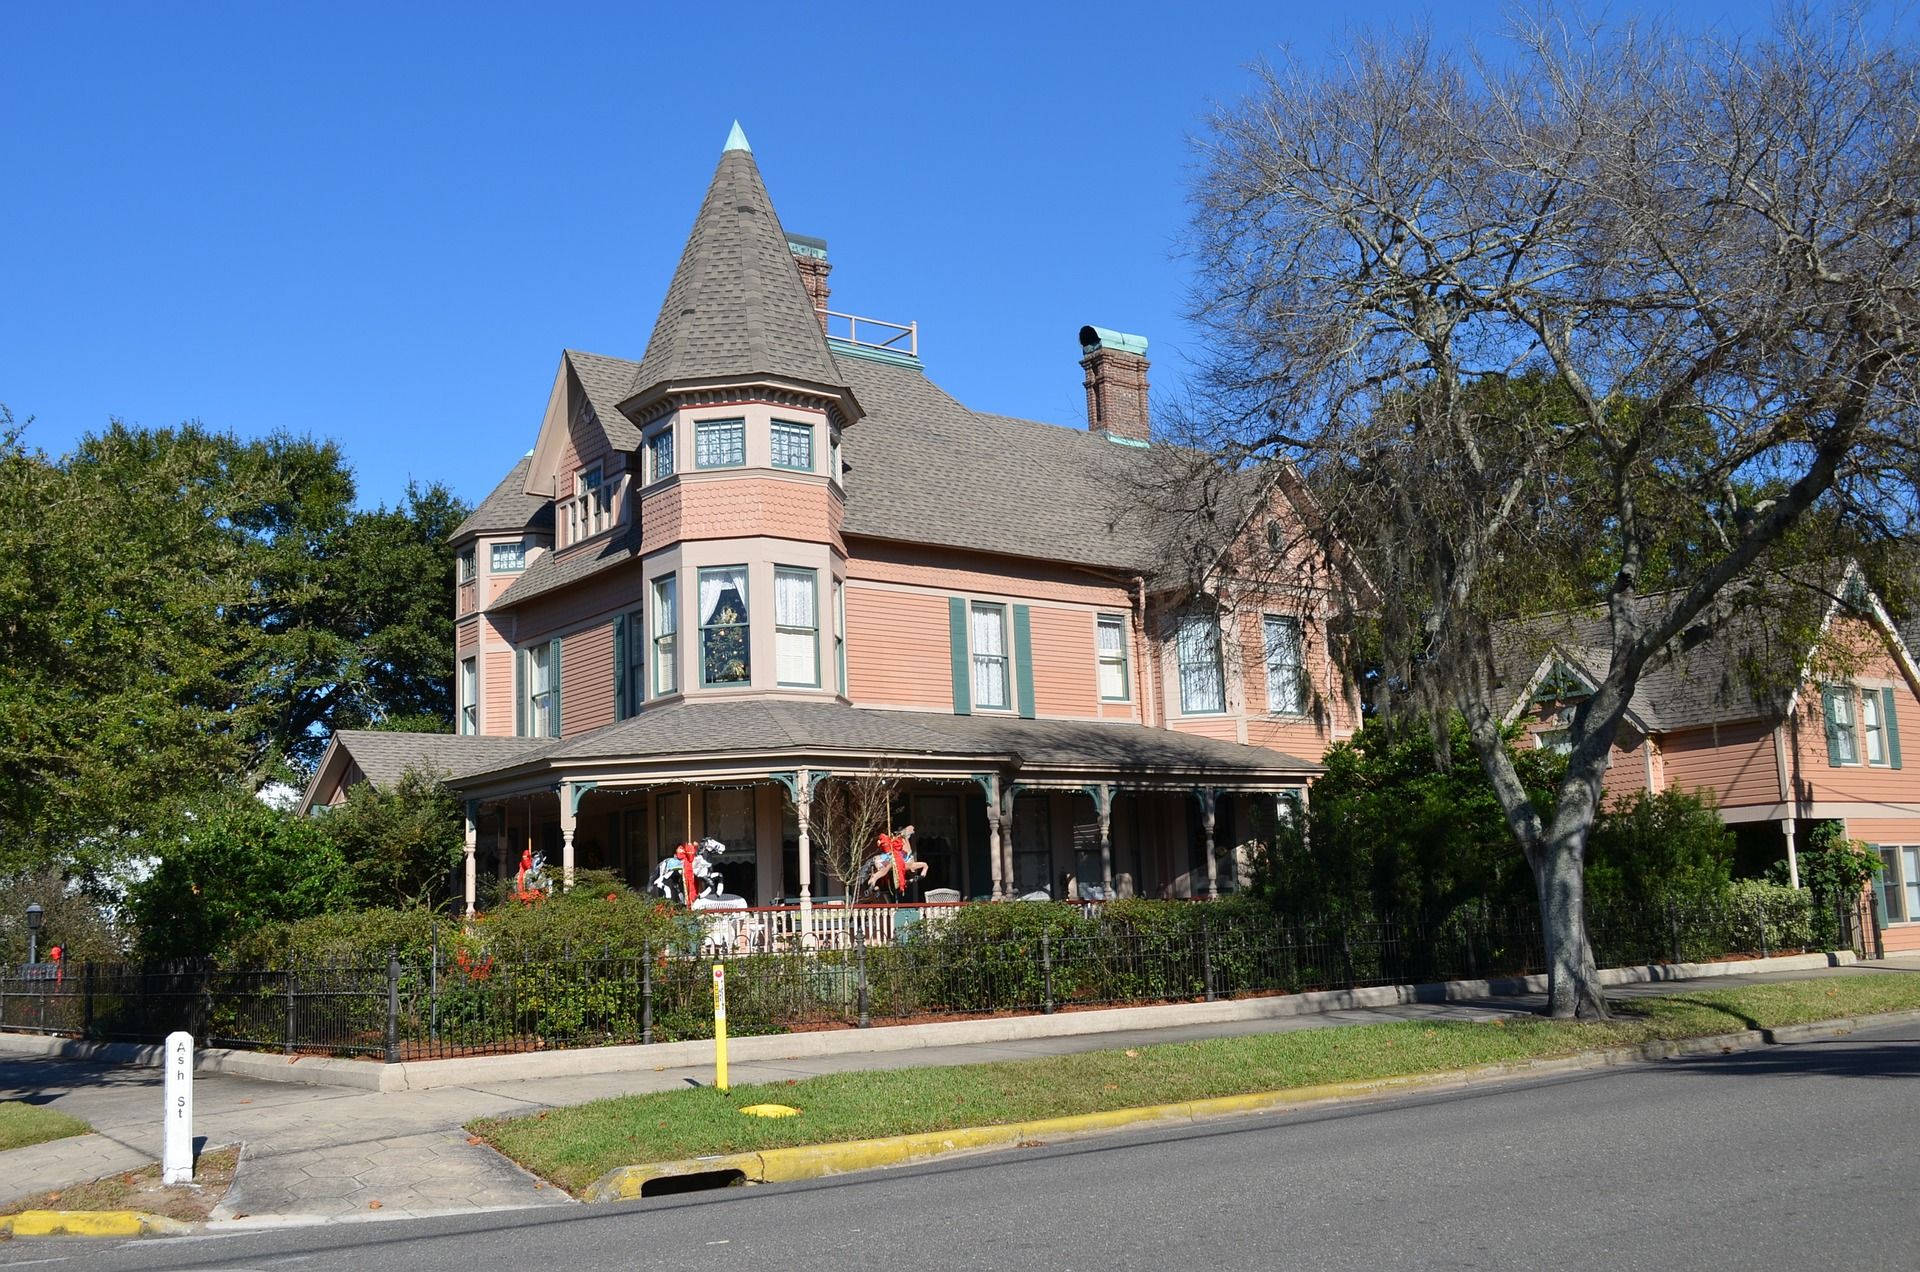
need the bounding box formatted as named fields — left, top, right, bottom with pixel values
left=25, top=903, right=43, bottom=966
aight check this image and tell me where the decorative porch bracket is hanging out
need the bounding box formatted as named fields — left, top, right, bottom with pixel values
left=567, top=780, right=599, bottom=816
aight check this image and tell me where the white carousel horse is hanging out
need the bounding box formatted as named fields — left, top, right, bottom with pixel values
left=649, top=837, right=729, bottom=904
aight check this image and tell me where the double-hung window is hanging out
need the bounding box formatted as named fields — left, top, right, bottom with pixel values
left=647, top=428, right=675, bottom=483
left=1263, top=614, right=1305, bottom=714
left=526, top=643, right=555, bottom=737
left=775, top=567, right=819, bottom=687
left=1175, top=613, right=1226, bottom=714
left=568, top=466, right=609, bottom=543
left=1874, top=845, right=1920, bottom=926
left=1863, top=691, right=1888, bottom=765
left=834, top=579, right=846, bottom=693
left=1825, top=686, right=1860, bottom=765
left=699, top=566, right=751, bottom=685
left=971, top=602, right=1009, bottom=710
left=771, top=421, right=813, bottom=471
left=1096, top=614, right=1130, bottom=701
left=457, top=549, right=476, bottom=583
left=652, top=576, right=677, bottom=695
left=695, top=419, right=746, bottom=469
left=460, top=657, right=477, bottom=734
left=619, top=605, right=646, bottom=718
left=491, top=541, right=526, bottom=572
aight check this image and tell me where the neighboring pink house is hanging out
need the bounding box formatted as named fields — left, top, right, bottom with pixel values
left=303, top=126, right=1363, bottom=911
left=1499, top=571, right=1920, bottom=954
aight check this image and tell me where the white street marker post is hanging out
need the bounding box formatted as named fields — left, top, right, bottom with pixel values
left=163, top=1030, right=193, bottom=1184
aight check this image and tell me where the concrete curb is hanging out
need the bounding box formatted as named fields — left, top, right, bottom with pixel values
left=0, top=949, right=1863, bottom=1092
left=0, top=1209, right=191, bottom=1238
left=579, top=1004, right=1920, bottom=1203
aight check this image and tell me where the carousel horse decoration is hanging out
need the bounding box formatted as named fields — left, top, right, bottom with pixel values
left=649, top=837, right=729, bottom=907
left=512, top=848, right=552, bottom=905
left=862, top=824, right=927, bottom=901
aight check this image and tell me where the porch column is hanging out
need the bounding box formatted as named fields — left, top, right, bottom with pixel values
left=462, top=801, right=479, bottom=918
left=1784, top=818, right=1800, bottom=890
left=1198, top=787, right=1219, bottom=900
left=1096, top=784, right=1114, bottom=896
left=796, top=768, right=814, bottom=942
left=1001, top=788, right=1018, bottom=897
left=558, top=783, right=578, bottom=891
left=987, top=806, right=1004, bottom=899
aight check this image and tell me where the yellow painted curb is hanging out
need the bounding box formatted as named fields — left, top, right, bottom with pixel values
left=584, top=1069, right=1474, bottom=1202
left=0, top=1209, right=191, bottom=1238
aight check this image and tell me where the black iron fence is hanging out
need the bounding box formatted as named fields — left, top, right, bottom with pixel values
left=0, top=894, right=1864, bottom=1063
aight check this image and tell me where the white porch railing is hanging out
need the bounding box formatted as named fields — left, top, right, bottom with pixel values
left=692, top=898, right=1129, bottom=955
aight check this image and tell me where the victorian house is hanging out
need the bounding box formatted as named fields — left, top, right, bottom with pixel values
left=301, top=125, right=1365, bottom=919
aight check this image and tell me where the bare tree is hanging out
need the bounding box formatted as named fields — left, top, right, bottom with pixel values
left=1187, top=8, right=1920, bottom=1016
left=807, top=764, right=902, bottom=905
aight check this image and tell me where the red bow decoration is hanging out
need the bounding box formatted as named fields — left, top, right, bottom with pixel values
left=877, top=833, right=909, bottom=891
left=50, top=946, right=63, bottom=984
left=675, top=842, right=702, bottom=908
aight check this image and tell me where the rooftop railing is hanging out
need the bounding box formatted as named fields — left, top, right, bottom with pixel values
left=820, top=308, right=917, bottom=358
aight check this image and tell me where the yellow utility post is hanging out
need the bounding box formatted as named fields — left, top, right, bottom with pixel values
left=712, top=962, right=729, bottom=1092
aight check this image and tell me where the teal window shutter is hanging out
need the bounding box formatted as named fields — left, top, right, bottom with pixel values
left=550, top=637, right=563, bottom=738
left=613, top=615, right=628, bottom=719
left=514, top=648, right=526, bottom=736
left=1013, top=604, right=1036, bottom=719
left=1883, top=687, right=1902, bottom=770
left=1821, top=686, right=1842, bottom=765
left=948, top=597, right=971, bottom=715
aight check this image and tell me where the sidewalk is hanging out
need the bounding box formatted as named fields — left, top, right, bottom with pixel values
left=4, top=956, right=1915, bottom=1227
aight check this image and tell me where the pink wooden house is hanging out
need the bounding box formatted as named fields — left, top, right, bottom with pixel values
left=302, top=126, right=1364, bottom=915
left=1500, top=569, right=1920, bottom=954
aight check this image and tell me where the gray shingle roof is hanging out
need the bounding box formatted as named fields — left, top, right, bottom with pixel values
left=331, top=730, right=551, bottom=786
left=445, top=698, right=1320, bottom=783
left=628, top=147, right=848, bottom=399
left=1494, top=589, right=1844, bottom=732
left=568, top=349, right=643, bottom=451
left=491, top=522, right=642, bottom=609
left=452, top=455, right=554, bottom=541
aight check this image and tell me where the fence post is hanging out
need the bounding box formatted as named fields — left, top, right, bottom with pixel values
left=641, top=941, right=654, bottom=1047
left=1339, top=916, right=1356, bottom=989
left=430, top=926, right=440, bottom=1045
left=82, top=962, right=95, bottom=1039
left=1200, top=921, right=1216, bottom=1003
left=1042, top=929, right=1055, bottom=1014
left=384, top=950, right=401, bottom=1065
left=1753, top=902, right=1769, bottom=960
left=1667, top=900, right=1683, bottom=966
left=856, top=933, right=870, bottom=1029
left=284, top=966, right=296, bottom=1055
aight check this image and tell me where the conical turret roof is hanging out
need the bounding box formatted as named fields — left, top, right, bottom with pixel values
left=628, top=125, right=848, bottom=400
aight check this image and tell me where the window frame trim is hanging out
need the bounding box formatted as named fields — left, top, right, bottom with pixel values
left=774, top=565, right=821, bottom=689
left=969, top=600, right=1012, bottom=712
left=1096, top=612, right=1132, bottom=703
left=693, top=417, right=748, bottom=471
left=770, top=419, right=815, bottom=472
left=651, top=574, right=679, bottom=697
left=697, top=564, right=753, bottom=688
left=1174, top=611, right=1229, bottom=717
left=1261, top=612, right=1307, bottom=716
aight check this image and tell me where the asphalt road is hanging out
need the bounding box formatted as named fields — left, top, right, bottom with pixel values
left=7, top=1017, right=1916, bottom=1272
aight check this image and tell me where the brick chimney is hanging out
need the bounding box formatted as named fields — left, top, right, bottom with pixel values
left=788, top=234, right=831, bottom=333
left=1079, top=326, right=1151, bottom=443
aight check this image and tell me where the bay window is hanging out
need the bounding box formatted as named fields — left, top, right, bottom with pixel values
left=775, top=567, right=818, bottom=687
left=699, top=566, right=751, bottom=686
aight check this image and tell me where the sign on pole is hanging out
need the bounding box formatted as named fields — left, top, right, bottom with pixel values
left=712, top=962, right=729, bottom=1093
left=163, top=1030, right=193, bottom=1184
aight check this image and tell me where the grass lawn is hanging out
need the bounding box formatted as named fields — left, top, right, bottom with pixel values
left=0, top=1102, right=92, bottom=1153
left=471, top=973, right=1920, bottom=1195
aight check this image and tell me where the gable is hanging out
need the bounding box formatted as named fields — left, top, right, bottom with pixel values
left=524, top=353, right=626, bottom=502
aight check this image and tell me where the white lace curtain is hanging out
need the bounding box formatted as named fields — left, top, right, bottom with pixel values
left=700, top=566, right=749, bottom=627
left=775, top=570, right=817, bottom=685
left=972, top=606, right=1008, bottom=708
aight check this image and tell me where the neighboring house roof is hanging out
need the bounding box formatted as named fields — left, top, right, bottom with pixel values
left=1495, top=585, right=1864, bottom=732
left=452, top=454, right=554, bottom=541
left=626, top=138, right=850, bottom=400
left=445, top=698, right=1321, bottom=786
left=299, top=730, right=551, bottom=814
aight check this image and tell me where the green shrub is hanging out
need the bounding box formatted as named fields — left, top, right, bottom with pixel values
left=1723, top=879, right=1816, bottom=952
left=317, top=766, right=464, bottom=910
left=1586, top=789, right=1735, bottom=910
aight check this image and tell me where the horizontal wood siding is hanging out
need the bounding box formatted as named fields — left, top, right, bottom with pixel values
left=514, top=563, right=648, bottom=643
left=1029, top=605, right=1099, bottom=718
left=1659, top=720, right=1779, bottom=808
left=562, top=621, right=616, bottom=737
left=846, top=540, right=1132, bottom=608
left=482, top=615, right=516, bottom=736
left=456, top=616, right=479, bottom=656
left=1787, top=642, right=1920, bottom=802
left=846, top=585, right=952, bottom=710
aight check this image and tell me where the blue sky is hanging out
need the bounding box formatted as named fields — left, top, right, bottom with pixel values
left=1, top=1, right=1804, bottom=511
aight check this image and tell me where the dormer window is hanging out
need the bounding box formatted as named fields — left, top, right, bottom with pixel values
left=566, top=465, right=612, bottom=545
left=695, top=419, right=747, bottom=469
left=647, top=427, right=675, bottom=483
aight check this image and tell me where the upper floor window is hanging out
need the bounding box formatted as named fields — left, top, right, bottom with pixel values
left=491, top=541, right=526, bottom=573
left=1863, top=690, right=1888, bottom=765
left=1175, top=613, right=1226, bottom=715
left=771, top=421, right=814, bottom=471
left=695, top=419, right=747, bottom=469
left=647, top=427, right=675, bottom=483
left=699, top=566, right=751, bottom=685
left=1823, top=685, right=1860, bottom=766
left=1263, top=614, right=1304, bottom=714
left=1097, top=614, right=1130, bottom=702
left=460, top=657, right=477, bottom=735
left=457, top=549, right=476, bottom=583
left=830, top=428, right=843, bottom=484
left=566, top=466, right=612, bottom=544
left=971, top=602, right=1010, bottom=710
left=834, top=579, right=847, bottom=694
left=775, top=567, right=819, bottom=687
left=525, top=641, right=556, bottom=738
left=618, top=606, right=645, bottom=719
left=652, top=575, right=678, bottom=696
left=1536, top=708, right=1574, bottom=757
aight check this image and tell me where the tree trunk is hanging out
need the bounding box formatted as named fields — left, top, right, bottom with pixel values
left=1535, top=822, right=1610, bottom=1019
